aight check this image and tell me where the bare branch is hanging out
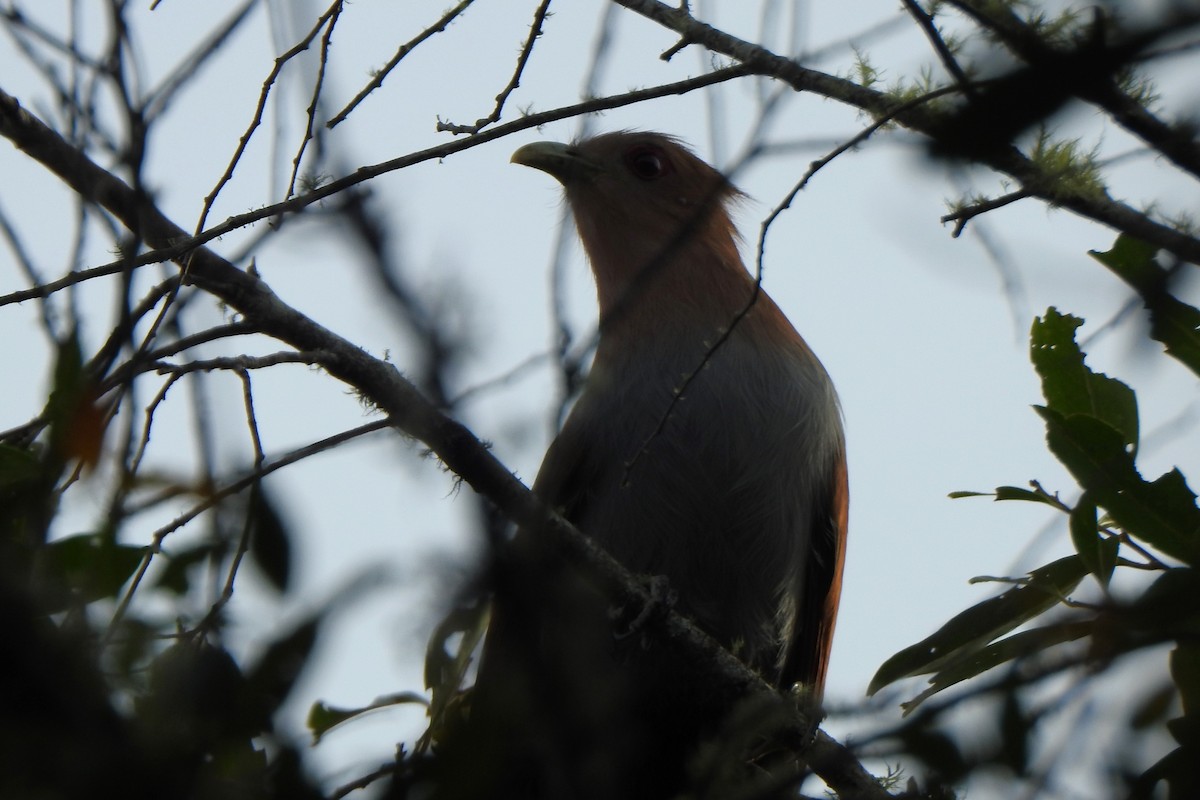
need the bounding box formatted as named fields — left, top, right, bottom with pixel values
left=901, top=0, right=973, bottom=93
left=107, top=416, right=393, bottom=639
left=609, top=0, right=1200, bottom=264
left=147, top=351, right=328, bottom=377
left=196, top=0, right=344, bottom=235
left=142, top=0, right=260, bottom=122
left=1, top=66, right=755, bottom=292
left=327, top=0, right=478, bottom=129
left=437, top=0, right=553, bottom=135
left=0, top=197, right=57, bottom=337
left=622, top=83, right=964, bottom=484
left=943, top=0, right=1200, bottom=181
left=0, top=68, right=893, bottom=798
left=283, top=1, right=340, bottom=200
left=942, top=189, right=1032, bottom=236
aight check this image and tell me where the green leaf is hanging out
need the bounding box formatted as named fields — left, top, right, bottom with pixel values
left=949, top=486, right=1065, bottom=507
left=1039, top=407, right=1200, bottom=565
left=869, top=555, right=1088, bottom=695
left=1135, top=568, right=1200, bottom=618
left=0, top=443, right=41, bottom=489
left=948, top=490, right=990, bottom=499
left=993, top=486, right=1043, bottom=503
left=0, top=443, right=56, bottom=554
left=417, top=598, right=491, bottom=754
left=307, top=693, right=428, bottom=744
left=1090, top=235, right=1200, bottom=378
left=45, top=330, right=105, bottom=467
left=155, top=543, right=218, bottom=595
left=35, top=532, right=147, bottom=611
left=1031, top=308, right=1139, bottom=450
left=1172, top=643, right=1200, bottom=719
left=244, top=616, right=320, bottom=731
left=1131, top=683, right=1176, bottom=730
left=994, top=485, right=1063, bottom=507
left=1069, top=493, right=1118, bottom=588
left=899, top=620, right=1093, bottom=714
left=1136, top=746, right=1200, bottom=798
left=248, top=486, right=291, bottom=594
left=425, top=599, right=491, bottom=696
left=1165, top=650, right=1200, bottom=796
left=142, top=640, right=246, bottom=745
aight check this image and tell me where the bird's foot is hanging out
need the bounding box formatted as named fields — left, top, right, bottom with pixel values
left=786, top=683, right=826, bottom=746
left=611, top=574, right=676, bottom=643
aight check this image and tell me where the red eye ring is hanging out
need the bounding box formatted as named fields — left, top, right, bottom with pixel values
left=624, top=145, right=671, bottom=180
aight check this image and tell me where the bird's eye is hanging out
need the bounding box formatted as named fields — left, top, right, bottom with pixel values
left=624, top=146, right=671, bottom=180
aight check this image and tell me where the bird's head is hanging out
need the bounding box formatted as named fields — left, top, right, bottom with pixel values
left=512, top=131, right=748, bottom=324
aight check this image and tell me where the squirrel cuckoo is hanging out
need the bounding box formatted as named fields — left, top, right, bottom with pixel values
left=459, top=132, right=847, bottom=799
left=511, top=131, right=848, bottom=697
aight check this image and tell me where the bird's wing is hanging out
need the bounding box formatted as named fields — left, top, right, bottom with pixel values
left=780, top=445, right=849, bottom=696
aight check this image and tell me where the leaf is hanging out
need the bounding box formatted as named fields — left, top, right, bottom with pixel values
left=155, top=543, right=218, bottom=595
left=892, top=725, right=968, bottom=783
left=899, top=621, right=1092, bottom=714
left=999, top=691, right=1031, bottom=775
left=949, top=486, right=1065, bottom=507
left=994, top=485, right=1045, bottom=503
left=248, top=486, right=291, bottom=594
left=1172, top=643, right=1200, bottom=720
left=1136, top=746, right=1200, bottom=799
left=141, top=640, right=246, bottom=745
left=425, top=599, right=491, bottom=695
left=45, top=330, right=106, bottom=469
left=1090, top=234, right=1200, bottom=378
left=994, top=484, right=1064, bottom=507
left=1039, top=407, right=1200, bottom=565
left=244, top=615, right=320, bottom=732
left=35, top=532, right=146, bottom=611
left=0, top=443, right=41, bottom=489
left=0, top=443, right=56, bottom=553
left=417, top=598, right=491, bottom=753
left=1130, top=683, right=1177, bottom=730
left=1134, top=568, right=1200, bottom=620
left=869, top=555, right=1088, bottom=695
left=1069, top=492, right=1118, bottom=588
left=1031, top=308, right=1138, bottom=449
left=307, top=693, right=428, bottom=744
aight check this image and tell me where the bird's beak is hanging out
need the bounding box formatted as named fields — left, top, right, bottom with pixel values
left=511, top=141, right=603, bottom=184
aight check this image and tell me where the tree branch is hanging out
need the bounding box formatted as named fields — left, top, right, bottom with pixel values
left=0, top=77, right=895, bottom=800
left=608, top=0, right=1200, bottom=265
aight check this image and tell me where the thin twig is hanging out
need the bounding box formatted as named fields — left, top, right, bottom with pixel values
left=148, top=351, right=325, bottom=377
left=943, top=0, right=1200, bottom=181
left=437, top=0, right=553, bottom=135
left=142, top=0, right=259, bottom=122
left=901, top=0, right=973, bottom=93
left=327, top=0, right=477, bottom=129
left=3, top=72, right=888, bottom=794
left=0, top=198, right=57, bottom=337
left=283, top=0, right=341, bottom=200
left=449, top=349, right=555, bottom=407
left=105, top=417, right=392, bottom=640
left=608, top=0, right=1200, bottom=265
left=196, top=0, right=344, bottom=237
left=942, top=189, right=1032, bottom=236
left=0, top=64, right=757, bottom=305
left=128, top=371, right=184, bottom=476
left=621, top=83, right=965, bottom=483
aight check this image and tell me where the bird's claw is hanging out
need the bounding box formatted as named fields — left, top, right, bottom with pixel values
left=612, top=574, right=676, bottom=643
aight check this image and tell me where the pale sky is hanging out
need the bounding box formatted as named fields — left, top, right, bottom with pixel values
left=1, top=1, right=1197, bottom=794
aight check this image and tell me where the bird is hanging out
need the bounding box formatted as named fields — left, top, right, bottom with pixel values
left=456, top=131, right=848, bottom=799
left=511, top=130, right=848, bottom=697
